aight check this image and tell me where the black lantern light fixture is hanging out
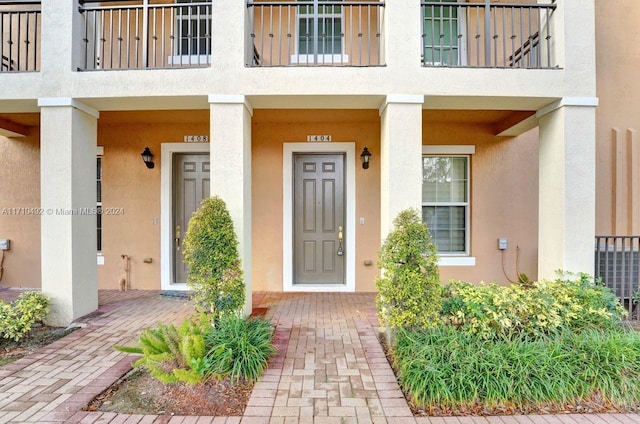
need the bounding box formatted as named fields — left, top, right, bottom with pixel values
left=360, top=146, right=372, bottom=169
left=141, top=147, right=155, bottom=169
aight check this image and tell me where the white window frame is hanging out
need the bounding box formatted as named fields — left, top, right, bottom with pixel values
left=97, top=146, right=105, bottom=265
left=168, top=0, right=212, bottom=65
left=291, top=0, right=349, bottom=64
left=422, top=145, right=475, bottom=266
left=422, top=0, right=467, bottom=67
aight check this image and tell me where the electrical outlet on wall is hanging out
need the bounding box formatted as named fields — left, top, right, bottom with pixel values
left=498, top=238, right=507, bottom=250
left=0, top=239, right=10, bottom=251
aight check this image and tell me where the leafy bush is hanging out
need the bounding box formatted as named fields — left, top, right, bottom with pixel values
left=442, top=273, right=626, bottom=340
left=115, top=317, right=209, bottom=385
left=204, top=316, right=277, bottom=383
left=182, top=196, right=245, bottom=321
left=393, top=326, right=640, bottom=410
left=376, top=208, right=441, bottom=330
left=0, top=291, right=49, bottom=341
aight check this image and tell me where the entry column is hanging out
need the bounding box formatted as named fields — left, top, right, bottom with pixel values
left=208, top=95, right=252, bottom=315
left=537, top=98, right=598, bottom=279
left=38, top=98, right=99, bottom=326
left=379, top=94, right=424, bottom=238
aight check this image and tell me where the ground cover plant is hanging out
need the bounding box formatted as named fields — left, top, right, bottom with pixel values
left=0, top=291, right=49, bottom=341
left=378, top=209, right=640, bottom=415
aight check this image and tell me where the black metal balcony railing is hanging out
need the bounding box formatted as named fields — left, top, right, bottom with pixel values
left=78, top=0, right=212, bottom=71
left=247, top=1, right=385, bottom=67
left=595, top=236, right=640, bottom=321
left=0, top=0, right=40, bottom=72
left=421, top=0, right=557, bottom=69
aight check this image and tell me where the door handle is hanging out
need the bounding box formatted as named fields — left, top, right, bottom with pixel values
left=337, top=225, right=344, bottom=256
left=175, top=225, right=181, bottom=250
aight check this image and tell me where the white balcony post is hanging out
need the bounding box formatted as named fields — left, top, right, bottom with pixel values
left=537, top=98, right=598, bottom=279
left=208, top=95, right=253, bottom=316
left=38, top=98, right=99, bottom=326
left=379, top=94, right=424, bottom=239
left=40, top=0, right=82, bottom=74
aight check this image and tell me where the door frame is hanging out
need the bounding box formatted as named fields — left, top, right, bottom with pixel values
left=283, top=142, right=356, bottom=292
left=161, top=142, right=211, bottom=291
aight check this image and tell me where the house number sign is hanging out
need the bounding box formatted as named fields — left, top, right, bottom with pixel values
left=184, top=135, right=209, bottom=143
left=307, top=135, right=332, bottom=142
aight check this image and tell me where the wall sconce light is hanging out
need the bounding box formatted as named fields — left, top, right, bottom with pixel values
left=360, top=147, right=372, bottom=169
left=141, top=147, right=155, bottom=169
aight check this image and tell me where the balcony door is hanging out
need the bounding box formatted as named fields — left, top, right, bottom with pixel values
left=422, top=0, right=467, bottom=66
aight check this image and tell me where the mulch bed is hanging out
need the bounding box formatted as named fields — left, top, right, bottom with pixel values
left=0, top=324, right=78, bottom=365
left=84, top=369, right=253, bottom=416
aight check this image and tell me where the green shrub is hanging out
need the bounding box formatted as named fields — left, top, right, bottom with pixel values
left=182, top=196, right=245, bottom=321
left=393, top=326, right=640, bottom=409
left=115, top=316, right=209, bottom=385
left=0, top=291, right=49, bottom=341
left=442, top=272, right=626, bottom=340
left=376, top=208, right=441, bottom=330
left=204, top=316, right=277, bottom=383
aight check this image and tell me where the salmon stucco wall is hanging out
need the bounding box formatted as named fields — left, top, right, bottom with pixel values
left=97, top=110, right=209, bottom=290
left=423, top=117, right=539, bottom=285
left=595, top=0, right=640, bottom=236
left=251, top=109, right=381, bottom=292
left=0, top=129, right=41, bottom=288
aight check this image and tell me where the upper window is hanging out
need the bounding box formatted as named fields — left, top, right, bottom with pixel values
left=422, top=155, right=469, bottom=254
left=422, top=0, right=465, bottom=66
left=294, top=0, right=347, bottom=63
left=175, top=0, right=211, bottom=57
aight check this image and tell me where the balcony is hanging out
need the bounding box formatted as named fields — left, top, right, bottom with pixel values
left=246, top=1, right=385, bottom=67
left=0, top=0, right=40, bottom=72
left=421, top=0, right=558, bottom=69
left=78, top=0, right=212, bottom=71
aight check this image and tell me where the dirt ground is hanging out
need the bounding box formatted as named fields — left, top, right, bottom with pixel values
left=84, top=369, right=252, bottom=416
left=0, top=324, right=77, bottom=366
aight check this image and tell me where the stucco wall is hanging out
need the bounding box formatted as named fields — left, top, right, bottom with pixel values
left=423, top=118, right=539, bottom=285
left=96, top=110, right=209, bottom=290
left=595, top=0, right=640, bottom=236
left=251, top=109, right=381, bottom=292
left=0, top=130, right=41, bottom=288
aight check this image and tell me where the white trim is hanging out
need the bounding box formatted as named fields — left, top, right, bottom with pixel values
left=536, top=97, right=599, bottom=119
left=208, top=95, right=253, bottom=116
left=160, top=142, right=211, bottom=291
left=37, top=97, right=100, bottom=119
left=379, top=94, right=424, bottom=115
left=283, top=142, right=356, bottom=293
left=290, top=54, right=349, bottom=64
left=168, top=55, right=211, bottom=65
left=438, top=256, right=476, bottom=266
left=422, top=145, right=475, bottom=155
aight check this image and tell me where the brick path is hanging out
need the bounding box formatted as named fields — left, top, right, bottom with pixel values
left=0, top=289, right=638, bottom=424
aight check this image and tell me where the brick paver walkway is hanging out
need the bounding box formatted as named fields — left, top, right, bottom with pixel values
left=0, top=289, right=638, bottom=424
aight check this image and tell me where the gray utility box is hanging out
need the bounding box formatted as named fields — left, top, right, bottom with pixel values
left=0, top=239, right=10, bottom=251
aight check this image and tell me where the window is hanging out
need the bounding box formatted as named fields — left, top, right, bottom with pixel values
left=422, top=0, right=465, bottom=66
left=175, top=0, right=211, bottom=57
left=422, top=155, right=469, bottom=255
left=294, top=0, right=347, bottom=63
left=97, top=155, right=102, bottom=253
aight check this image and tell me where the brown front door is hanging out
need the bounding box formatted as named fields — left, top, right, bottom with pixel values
left=293, top=153, right=346, bottom=285
left=173, top=153, right=210, bottom=284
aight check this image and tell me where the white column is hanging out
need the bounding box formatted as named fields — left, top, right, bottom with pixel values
left=537, top=98, right=598, bottom=279
left=38, top=98, right=99, bottom=326
left=379, top=94, right=424, bottom=238
left=40, top=0, right=82, bottom=75
left=209, top=95, right=252, bottom=316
